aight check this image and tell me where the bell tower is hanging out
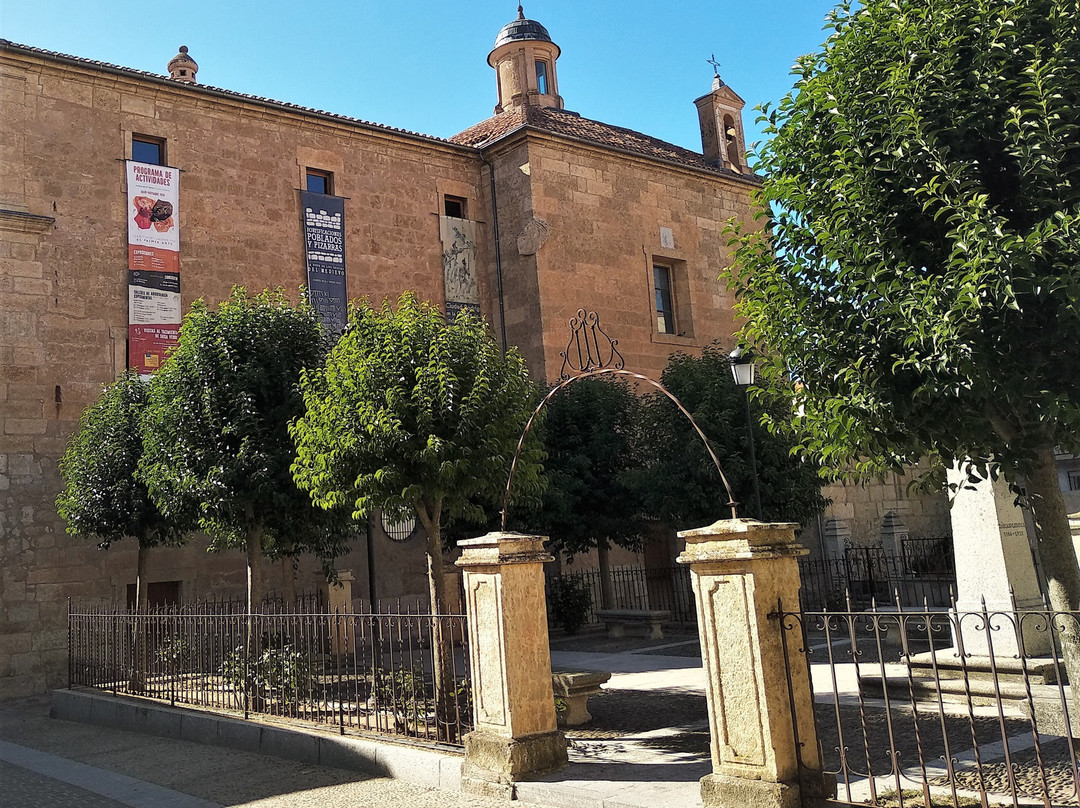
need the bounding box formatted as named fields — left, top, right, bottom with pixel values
left=695, top=69, right=747, bottom=173
left=488, top=5, right=563, bottom=114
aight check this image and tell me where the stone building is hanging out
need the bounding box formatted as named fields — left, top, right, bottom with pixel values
left=0, top=9, right=764, bottom=697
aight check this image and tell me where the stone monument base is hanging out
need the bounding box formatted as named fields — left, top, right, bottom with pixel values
left=460, top=729, right=568, bottom=798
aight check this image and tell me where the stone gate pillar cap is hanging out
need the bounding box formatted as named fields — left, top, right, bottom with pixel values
left=457, top=531, right=553, bottom=567
left=678, top=518, right=799, bottom=540
left=677, top=519, right=806, bottom=564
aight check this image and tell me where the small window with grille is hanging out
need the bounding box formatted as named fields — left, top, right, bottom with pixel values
left=653, top=264, right=676, bottom=335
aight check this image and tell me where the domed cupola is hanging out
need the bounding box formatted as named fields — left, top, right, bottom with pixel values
left=488, top=5, right=563, bottom=114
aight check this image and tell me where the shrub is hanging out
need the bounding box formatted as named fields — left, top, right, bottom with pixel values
left=220, top=636, right=313, bottom=703
left=548, top=576, right=593, bottom=635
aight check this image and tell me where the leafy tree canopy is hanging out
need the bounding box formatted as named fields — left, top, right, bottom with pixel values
left=140, top=288, right=349, bottom=577
left=728, top=0, right=1080, bottom=483
left=290, top=293, right=543, bottom=610
left=527, top=377, right=645, bottom=560
left=635, top=346, right=828, bottom=530
left=57, top=370, right=188, bottom=548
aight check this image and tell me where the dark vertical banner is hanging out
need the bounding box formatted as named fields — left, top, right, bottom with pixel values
left=301, top=191, right=347, bottom=336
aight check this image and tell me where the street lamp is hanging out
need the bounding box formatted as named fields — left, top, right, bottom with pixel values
left=729, top=347, right=762, bottom=520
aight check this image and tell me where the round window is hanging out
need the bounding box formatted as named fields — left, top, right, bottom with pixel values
left=380, top=511, right=418, bottom=543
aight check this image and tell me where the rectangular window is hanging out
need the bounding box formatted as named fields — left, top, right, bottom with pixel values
left=1069, top=470, right=1080, bottom=492
left=535, top=60, right=549, bottom=95
left=306, top=169, right=333, bottom=195
left=443, top=195, right=466, bottom=219
left=132, top=135, right=165, bottom=166
left=654, top=264, right=675, bottom=335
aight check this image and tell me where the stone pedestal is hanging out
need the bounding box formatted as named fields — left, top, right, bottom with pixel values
left=324, top=571, right=354, bottom=657
left=678, top=519, right=832, bottom=808
left=948, top=467, right=1050, bottom=656
left=456, top=532, right=567, bottom=797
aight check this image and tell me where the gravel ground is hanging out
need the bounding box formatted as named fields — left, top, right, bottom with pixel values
left=563, top=688, right=711, bottom=759
left=553, top=628, right=1080, bottom=807
left=952, top=737, right=1080, bottom=804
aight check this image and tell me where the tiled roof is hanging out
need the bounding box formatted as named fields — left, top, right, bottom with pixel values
left=3, top=38, right=759, bottom=182
left=0, top=39, right=455, bottom=148
left=452, top=104, right=759, bottom=182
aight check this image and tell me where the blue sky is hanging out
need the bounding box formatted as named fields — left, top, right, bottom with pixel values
left=2, top=1, right=839, bottom=159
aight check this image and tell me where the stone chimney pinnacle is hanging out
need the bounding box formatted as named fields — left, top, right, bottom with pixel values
left=167, top=45, right=198, bottom=84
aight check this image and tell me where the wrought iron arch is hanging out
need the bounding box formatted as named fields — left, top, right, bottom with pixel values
left=500, top=310, right=740, bottom=530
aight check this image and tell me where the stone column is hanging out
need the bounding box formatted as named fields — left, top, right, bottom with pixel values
left=948, top=467, right=1050, bottom=656
left=324, top=571, right=354, bottom=657
left=456, top=532, right=567, bottom=798
left=678, top=519, right=832, bottom=808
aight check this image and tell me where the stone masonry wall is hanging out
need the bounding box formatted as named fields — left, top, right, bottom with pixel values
left=1, top=44, right=766, bottom=698
left=0, top=49, right=485, bottom=699
left=526, top=135, right=753, bottom=382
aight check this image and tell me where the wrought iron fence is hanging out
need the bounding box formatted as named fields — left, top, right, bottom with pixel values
left=547, top=564, right=696, bottom=625
left=777, top=598, right=1080, bottom=808
left=800, top=544, right=956, bottom=611
left=68, top=605, right=472, bottom=747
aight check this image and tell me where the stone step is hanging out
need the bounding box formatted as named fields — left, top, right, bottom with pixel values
left=858, top=673, right=1077, bottom=736
left=905, top=651, right=1061, bottom=685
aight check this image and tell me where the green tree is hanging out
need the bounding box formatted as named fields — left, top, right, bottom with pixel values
left=140, top=288, right=349, bottom=613
left=531, top=377, right=645, bottom=609
left=291, top=292, right=543, bottom=617
left=290, top=294, right=542, bottom=741
left=57, top=370, right=190, bottom=688
left=635, top=346, right=828, bottom=531
left=727, top=1, right=1080, bottom=612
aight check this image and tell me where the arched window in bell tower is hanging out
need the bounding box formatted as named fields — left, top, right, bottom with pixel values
left=723, top=114, right=740, bottom=169
left=535, top=60, right=549, bottom=94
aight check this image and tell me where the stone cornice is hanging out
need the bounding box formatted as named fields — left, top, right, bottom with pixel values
left=0, top=41, right=480, bottom=160
left=482, top=125, right=763, bottom=190
left=0, top=208, right=56, bottom=233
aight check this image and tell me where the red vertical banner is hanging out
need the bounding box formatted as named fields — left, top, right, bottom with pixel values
left=126, top=161, right=181, bottom=374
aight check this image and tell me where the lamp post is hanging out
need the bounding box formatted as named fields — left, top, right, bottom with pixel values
left=729, top=347, right=762, bottom=520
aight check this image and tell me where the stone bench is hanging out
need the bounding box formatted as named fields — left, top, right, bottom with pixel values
left=595, top=608, right=671, bottom=639
left=551, top=670, right=611, bottom=727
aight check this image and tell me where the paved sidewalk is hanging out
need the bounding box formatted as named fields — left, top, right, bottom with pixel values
left=0, top=635, right=718, bottom=808
left=0, top=697, right=508, bottom=808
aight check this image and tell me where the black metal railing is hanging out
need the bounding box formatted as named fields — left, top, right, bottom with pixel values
left=800, top=544, right=956, bottom=611
left=777, top=598, right=1080, bottom=808
left=547, top=565, right=696, bottom=625
left=69, top=605, right=472, bottom=747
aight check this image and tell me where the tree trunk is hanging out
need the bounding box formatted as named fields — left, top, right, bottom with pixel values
left=1025, top=444, right=1080, bottom=703
left=416, top=501, right=457, bottom=742
left=281, top=556, right=296, bottom=609
left=130, top=542, right=150, bottom=693
left=598, top=540, right=615, bottom=610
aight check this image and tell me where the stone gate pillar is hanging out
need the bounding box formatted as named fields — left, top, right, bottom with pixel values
left=456, top=532, right=567, bottom=797
left=678, top=519, right=832, bottom=808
